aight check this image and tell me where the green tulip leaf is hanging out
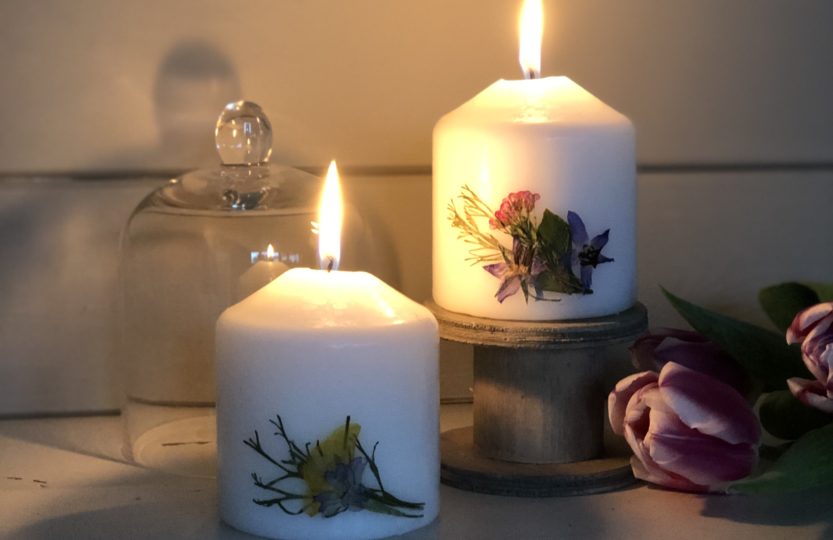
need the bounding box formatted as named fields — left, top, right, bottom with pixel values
left=758, top=390, right=831, bottom=440
left=661, top=288, right=808, bottom=391
left=758, top=282, right=820, bottom=333
left=730, top=422, right=833, bottom=494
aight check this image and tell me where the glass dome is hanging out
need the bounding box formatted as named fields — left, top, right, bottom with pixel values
left=119, top=101, right=390, bottom=476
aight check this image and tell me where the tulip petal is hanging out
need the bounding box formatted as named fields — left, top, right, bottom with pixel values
left=629, top=455, right=706, bottom=493
left=608, top=371, right=658, bottom=435
left=644, top=406, right=758, bottom=488
left=653, top=337, right=746, bottom=393
left=823, top=348, right=833, bottom=398
left=787, top=302, right=833, bottom=343
left=622, top=388, right=707, bottom=493
left=659, top=363, right=760, bottom=445
left=787, top=377, right=833, bottom=414
left=629, top=328, right=707, bottom=371
left=622, top=385, right=656, bottom=457
left=800, top=317, right=833, bottom=382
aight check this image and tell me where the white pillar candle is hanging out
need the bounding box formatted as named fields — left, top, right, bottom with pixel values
left=432, top=2, right=636, bottom=321
left=216, top=162, right=439, bottom=540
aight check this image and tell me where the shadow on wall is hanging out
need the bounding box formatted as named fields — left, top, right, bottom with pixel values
left=104, top=40, right=242, bottom=172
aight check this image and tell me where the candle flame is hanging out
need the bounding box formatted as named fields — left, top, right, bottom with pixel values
left=518, top=0, right=543, bottom=79
left=317, top=160, right=343, bottom=271
left=266, top=243, right=275, bottom=259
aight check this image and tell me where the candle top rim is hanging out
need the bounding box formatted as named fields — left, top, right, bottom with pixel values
left=437, top=75, right=631, bottom=128
left=219, top=268, right=438, bottom=332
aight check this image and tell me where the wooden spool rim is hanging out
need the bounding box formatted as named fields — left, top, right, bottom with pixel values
left=440, top=427, right=636, bottom=497
left=425, top=301, right=648, bottom=349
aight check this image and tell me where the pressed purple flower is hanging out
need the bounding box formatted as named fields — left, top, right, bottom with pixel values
left=483, top=262, right=521, bottom=302
left=314, top=457, right=370, bottom=517
left=567, top=211, right=613, bottom=291
left=484, top=237, right=545, bottom=302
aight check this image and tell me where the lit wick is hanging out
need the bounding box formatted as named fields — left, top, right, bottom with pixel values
left=318, top=160, right=343, bottom=272
left=518, top=0, right=543, bottom=80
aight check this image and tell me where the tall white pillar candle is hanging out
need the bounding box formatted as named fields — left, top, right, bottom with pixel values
left=432, top=2, right=636, bottom=321
left=216, top=162, right=439, bottom=540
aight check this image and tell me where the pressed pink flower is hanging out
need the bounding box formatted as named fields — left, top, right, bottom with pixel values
left=608, top=362, right=760, bottom=493
left=489, top=190, right=540, bottom=230
left=786, top=302, right=833, bottom=414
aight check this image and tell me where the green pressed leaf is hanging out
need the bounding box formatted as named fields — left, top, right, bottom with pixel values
left=758, top=282, right=820, bottom=333
left=804, top=282, right=833, bottom=302
left=662, top=288, right=808, bottom=391
left=363, top=498, right=423, bottom=518
left=536, top=268, right=584, bottom=295
left=759, top=390, right=831, bottom=440
left=730, top=422, right=833, bottom=494
left=535, top=210, right=583, bottom=295
left=537, top=209, right=571, bottom=259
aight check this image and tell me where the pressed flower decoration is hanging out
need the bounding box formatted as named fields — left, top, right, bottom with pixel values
left=448, top=185, right=614, bottom=303
left=244, top=414, right=424, bottom=519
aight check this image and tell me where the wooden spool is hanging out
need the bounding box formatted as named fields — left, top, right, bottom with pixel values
left=427, top=301, right=648, bottom=496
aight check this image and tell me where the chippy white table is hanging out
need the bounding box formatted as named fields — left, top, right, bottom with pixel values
left=1, top=405, right=830, bottom=540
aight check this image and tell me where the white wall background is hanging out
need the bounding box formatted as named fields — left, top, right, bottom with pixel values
left=1, top=0, right=832, bottom=415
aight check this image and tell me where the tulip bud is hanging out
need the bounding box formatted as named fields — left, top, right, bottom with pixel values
left=608, top=362, right=760, bottom=492
left=786, top=302, right=833, bottom=414
left=630, top=328, right=749, bottom=395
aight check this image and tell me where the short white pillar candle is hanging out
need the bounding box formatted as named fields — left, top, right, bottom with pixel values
left=216, top=268, right=439, bottom=539
left=217, top=263, right=438, bottom=537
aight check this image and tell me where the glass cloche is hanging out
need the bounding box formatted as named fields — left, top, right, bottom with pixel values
left=119, top=101, right=391, bottom=476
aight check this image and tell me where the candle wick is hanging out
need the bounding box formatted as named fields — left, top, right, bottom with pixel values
left=523, top=68, right=540, bottom=80
left=326, top=256, right=335, bottom=272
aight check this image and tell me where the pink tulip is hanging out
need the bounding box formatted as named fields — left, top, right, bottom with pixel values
left=786, top=302, right=833, bottom=414
left=629, top=328, right=748, bottom=394
left=608, top=362, right=761, bottom=493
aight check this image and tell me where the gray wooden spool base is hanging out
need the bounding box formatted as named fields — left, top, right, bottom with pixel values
left=427, top=301, right=648, bottom=497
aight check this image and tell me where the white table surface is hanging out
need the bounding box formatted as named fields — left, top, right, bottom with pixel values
left=1, top=405, right=831, bottom=540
